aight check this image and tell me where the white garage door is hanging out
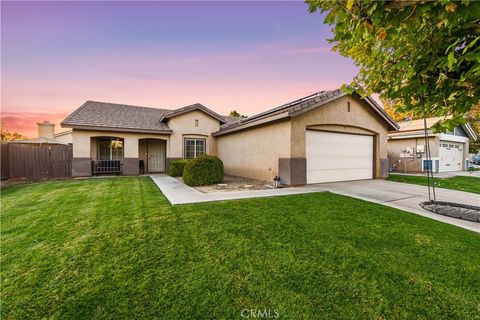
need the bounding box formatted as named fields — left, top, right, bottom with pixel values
left=439, top=141, right=463, bottom=172
left=306, top=131, right=373, bottom=184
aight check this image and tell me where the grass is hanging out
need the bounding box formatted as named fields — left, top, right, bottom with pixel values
left=2, top=177, right=480, bottom=319
left=387, top=174, right=480, bottom=194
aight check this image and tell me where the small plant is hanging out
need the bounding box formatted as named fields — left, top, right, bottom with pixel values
left=183, top=155, right=224, bottom=186
left=169, top=159, right=188, bottom=177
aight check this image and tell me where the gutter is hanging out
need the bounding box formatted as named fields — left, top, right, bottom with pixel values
left=60, top=123, right=173, bottom=135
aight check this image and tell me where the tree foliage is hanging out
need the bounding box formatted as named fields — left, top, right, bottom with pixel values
left=1, top=124, right=26, bottom=141
left=383, top=99, right=416, bottom=122
left=307, top=0, right=480, bottom=132
left=228, top=110, right=247, bottom=118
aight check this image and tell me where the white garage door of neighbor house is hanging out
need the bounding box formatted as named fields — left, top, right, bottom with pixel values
left=439, top=141, right=463, bottom=172
left=306, top=131, right=373, bottom=184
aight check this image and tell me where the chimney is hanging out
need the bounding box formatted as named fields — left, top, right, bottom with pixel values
left=37, top=121, right=55, bottom=139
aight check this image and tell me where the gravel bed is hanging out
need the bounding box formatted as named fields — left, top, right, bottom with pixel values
left=420, top=201, right=480, bottom=222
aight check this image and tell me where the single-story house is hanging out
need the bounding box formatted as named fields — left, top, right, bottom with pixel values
left=59, top=88, right=399, bottom=185
left=387, top=117, right=477, bottom=173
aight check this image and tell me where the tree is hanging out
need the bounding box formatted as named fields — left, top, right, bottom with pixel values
left=1, top=124, right=26, bottom=141
left=229, top=110, right=247, bottom=118
left=382, top=99, right=415, bottom=122
left=307, top=0, right=480, bottom=132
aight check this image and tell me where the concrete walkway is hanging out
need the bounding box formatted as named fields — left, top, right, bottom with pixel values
left=149, top=175, right=213, bottom=204
left=149, top=175, right=479, bottom=233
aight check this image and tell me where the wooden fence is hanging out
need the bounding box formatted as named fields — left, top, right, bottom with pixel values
left=1, top=142, right=72, bottom=180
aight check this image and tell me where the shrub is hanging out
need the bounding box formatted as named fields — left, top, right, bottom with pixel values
left=169, top=159, right=188, bottom=177
left=183, top=155, right=224, bottom=186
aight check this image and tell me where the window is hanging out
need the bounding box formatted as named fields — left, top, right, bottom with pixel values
left=184, top=138, right=205, bottom=159
left=195, top=119, right=199, bottom=127
left=347, top=101, right=351, bottom=112
left=98, top=138, right=123, bottom=161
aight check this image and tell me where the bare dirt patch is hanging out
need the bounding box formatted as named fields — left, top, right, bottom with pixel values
left=177, top=175, right=276, bottom=193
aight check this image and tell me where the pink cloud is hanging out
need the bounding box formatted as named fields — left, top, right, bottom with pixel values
left=1, top=112, right=68, bottom=138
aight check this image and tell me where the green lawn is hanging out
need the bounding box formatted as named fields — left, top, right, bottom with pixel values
left=387, top=174, right=480, bottom=194
left=2, top=177, right=479, bottom=319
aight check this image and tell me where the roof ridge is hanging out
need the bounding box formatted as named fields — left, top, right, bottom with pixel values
left=162, top=102, right=227, bottom=124
left=61, top=101, right=91, bottom=125
left=220, top=89, right=333, bottom=130
left=86, top=100, right=172, bottom=112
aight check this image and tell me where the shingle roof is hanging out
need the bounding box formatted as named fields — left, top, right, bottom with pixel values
left=397, top=116, right=448, bottom=132
left=161, top=103, right=227, bottom=124
left=215, top=88, right=399, bottom=135
left=223, top=115, right=244, bottom=123
left=61, top=101, right=173, bottom=133
left=392, top=116, right=477, bottom=140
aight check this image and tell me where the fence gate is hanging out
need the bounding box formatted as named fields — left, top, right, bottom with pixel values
left=1, top=143, right=72, bottom=180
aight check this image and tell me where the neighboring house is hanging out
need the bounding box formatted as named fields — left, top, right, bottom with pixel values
left=60, top=88, right=399, bottom=185
left=10, top=121, right=70, bottom=146
left=387, top=117, right=477, bottom=173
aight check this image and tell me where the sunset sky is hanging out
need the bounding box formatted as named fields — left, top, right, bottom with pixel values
left=1, top=1, right=357, bottom=137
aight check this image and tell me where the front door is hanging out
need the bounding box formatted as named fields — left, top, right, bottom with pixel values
left=148, top=140, right=166, bottom=173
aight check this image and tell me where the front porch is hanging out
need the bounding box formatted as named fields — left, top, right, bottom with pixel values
left=72, top=134, right=169, bottom=176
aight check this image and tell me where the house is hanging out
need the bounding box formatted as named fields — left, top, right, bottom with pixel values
left=60, top=88, right=399, bottom=184
left=387, top=117, right=477, bottom=173
left=10, top=121, right=70, bottom=145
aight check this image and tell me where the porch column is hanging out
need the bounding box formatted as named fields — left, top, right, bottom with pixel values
left=72, top=132, right=92, bottom=177
left=123, top=137, right=139, bottom=175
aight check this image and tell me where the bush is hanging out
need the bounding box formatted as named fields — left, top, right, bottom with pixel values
left=169, top=159, right=188, bottom=177
left=183, top=155, right=224, bottom=186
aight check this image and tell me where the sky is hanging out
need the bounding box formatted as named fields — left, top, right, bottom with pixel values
left=1, top=1, right=357, bottom=137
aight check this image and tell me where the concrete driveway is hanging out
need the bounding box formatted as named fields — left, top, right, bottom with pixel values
left=150, top=175, right=479, bottom=233
left=311, top=180, right=479, bottom=233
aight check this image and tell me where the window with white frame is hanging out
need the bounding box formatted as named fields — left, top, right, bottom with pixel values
left=98, top=138, right=123, bottom=161
left=184, top=138, right=205, bottom=159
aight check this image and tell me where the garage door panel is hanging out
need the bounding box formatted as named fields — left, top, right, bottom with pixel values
left=306, top=131, right=373, bottom=184
left=307, top=168, right=372, bottom=183
left=306, top=142, right=372, bottom=156
left=307, top=157, right=372, bottom=170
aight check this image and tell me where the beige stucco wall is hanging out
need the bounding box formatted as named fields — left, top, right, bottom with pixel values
left=216, top=120, right=291, bottom=181
left=290, top=95, right=390, bottom=178
left=71, top=129, right=170, bottom=158
left=388, top=137, right=439, bottom=158
left=387, top=137, right=439, bottom=172
left=166, top=110, right=221, bottom=158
